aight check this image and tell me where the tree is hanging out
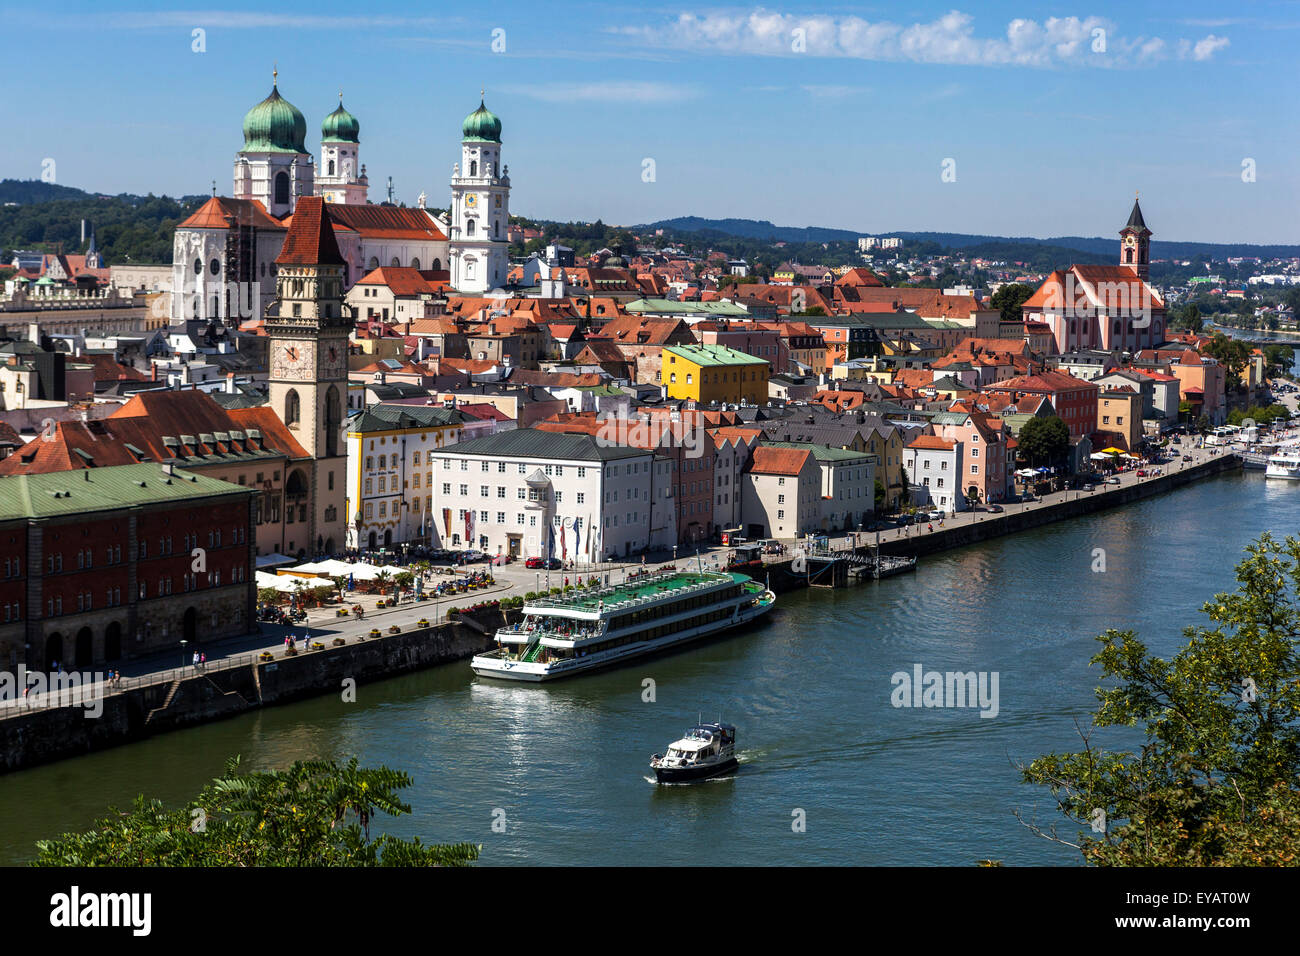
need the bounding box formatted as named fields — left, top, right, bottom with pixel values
left=1016, top=416, right=1070, bottom=469
left=1183, top=303, right=1203, bottom=334
left=1018, top=534, right=1300, bottom=865
left=33, top=757, right=480, bottom=866
left=990, top=283, right=1036, bottom=323
left=1203, top=333, right=1250, bottom=386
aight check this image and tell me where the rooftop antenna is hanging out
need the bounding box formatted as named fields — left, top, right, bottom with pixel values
left=387, top=176, right=394, bottom=204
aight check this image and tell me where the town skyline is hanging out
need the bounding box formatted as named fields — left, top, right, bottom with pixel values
left=4, top=1, right=1296, bottom=244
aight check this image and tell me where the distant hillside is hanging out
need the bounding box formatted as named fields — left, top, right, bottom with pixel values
left=640, top=217, right=1300, bottom=262
left=0, top=180, right=207, bottom=265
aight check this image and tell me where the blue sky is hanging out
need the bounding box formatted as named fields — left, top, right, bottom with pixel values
left=6, top=1, right=1298, bottom=243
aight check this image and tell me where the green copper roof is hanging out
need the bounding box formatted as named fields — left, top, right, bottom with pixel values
left=0, top=464, right=249, bottom=521
left=322, top=96, right=360, bottom=144
left=242, top=83, right=308, bottom=154
left=462, top=99, right=502, bottom=143
left=664, top=343, right=769, bottom=368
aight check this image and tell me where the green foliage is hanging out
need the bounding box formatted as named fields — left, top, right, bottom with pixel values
left=1227, top=404, right=1290, bottom=426
left=0, top=184, right=204, bottom=264
left=1263, top=345, right=1294, bottom=373
left=990, top=283, right=1036, bottom=323
left=1203, top=333, right=1251, bottom=383
left=32, top=757, right=480, bottom=867
left=1017, top=416, right=1070, bottom=468
left=1019, top=534, right=1300, bottom=865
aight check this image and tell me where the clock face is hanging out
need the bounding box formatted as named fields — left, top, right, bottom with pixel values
left=273, top=341, right=315, bottom=379
left=320, top=343, right=347, bottom=379
left=465, top=193, right=478, bottom=208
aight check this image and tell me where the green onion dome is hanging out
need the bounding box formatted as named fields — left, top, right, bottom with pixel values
left=462, top=98, right=502, bottom=143
left=322, top=96, right=360, bottom=144
left=242, top=81, right=308, bottom=153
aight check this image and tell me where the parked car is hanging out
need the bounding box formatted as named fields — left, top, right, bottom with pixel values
left=524, top=557, right=561, bottom=569
left=460, top=549, right=487, bottom=563
left=1105, top=476, right=1121, bottom=485
left=1182, top=455, right=1193, bottom=462
left=987, top=504, right=1004, bottom=513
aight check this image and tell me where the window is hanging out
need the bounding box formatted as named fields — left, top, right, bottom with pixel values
left=443, top=483, right=451, bottom=495
left=576, top=493, right=584, bottom=505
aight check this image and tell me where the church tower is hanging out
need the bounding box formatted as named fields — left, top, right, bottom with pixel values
left=316, top=94, right=368, bottom=206
left=233, top=71, right=314, bottom=218
left=266, top=196, right=350, bottom=555
left=449, top=95, right=510, bottom=293
left=1119, top=194, right=1151, bottom=282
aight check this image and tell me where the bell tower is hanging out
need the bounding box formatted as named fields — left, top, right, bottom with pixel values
left=449, top=93, right=510, bottom=293
left=266, top=196, right=351, bottom=554
left=1119, top=193, right=1151, bottom=282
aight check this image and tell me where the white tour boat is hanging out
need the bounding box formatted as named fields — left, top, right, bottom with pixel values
left=471, top=569, right=776, bottom=682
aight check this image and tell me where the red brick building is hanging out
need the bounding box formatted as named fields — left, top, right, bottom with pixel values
left=0, top=464, right=255, bottom=671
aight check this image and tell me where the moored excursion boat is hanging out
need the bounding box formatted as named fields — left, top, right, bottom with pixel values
left=650, top=722, right=738, bottom=783
left=470, top=569, right=776, bottom=682
left=1265, top=446, right=1300, bottom=480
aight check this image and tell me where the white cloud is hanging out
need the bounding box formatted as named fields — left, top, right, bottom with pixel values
left=1190, top=34, right=1231, bottom=60
left=502, top=82, right=696, bottom=104
left=624, top=9, right=1218, bottom=68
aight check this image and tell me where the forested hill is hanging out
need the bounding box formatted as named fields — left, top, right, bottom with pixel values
left=640, top=216, right=1300, bottom=262
left=0, top=179, right=206, bottom=265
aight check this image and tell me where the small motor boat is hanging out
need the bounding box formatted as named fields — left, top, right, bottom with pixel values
left=650, top=723, right=738, bottom=783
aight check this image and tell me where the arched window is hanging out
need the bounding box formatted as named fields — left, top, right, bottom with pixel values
left=411, top=258, right=420, bottom=270
left=466, top=219, right=476, bottom=237
left=432, top=258, right=442, bottom=272
left=285, top=389, right=300, bottom=428
left=470, top=160, right=478, bottom=177
left=368, top=256, right=379, bottom=269
left=1112, top=320, right=1121, bottom=336
left=325, top=385, right=341, bottom=456
left=391, top=257, right=400, bottom=267
left=274, top=171, right=290, bottom=206
left=328, top=159, right=335, bottom=176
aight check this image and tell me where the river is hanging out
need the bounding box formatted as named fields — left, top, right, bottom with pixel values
left=0, top=469, right=1293, bottom=865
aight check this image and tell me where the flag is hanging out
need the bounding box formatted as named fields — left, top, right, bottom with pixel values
left=560, top=516, right=568, bottom=561
left=443, top=508, right=452, bottom=540
left=573, top=517, right=582, bottom=561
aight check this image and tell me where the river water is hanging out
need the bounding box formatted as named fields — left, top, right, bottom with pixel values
left=0, top=469, right=1293, bottom=865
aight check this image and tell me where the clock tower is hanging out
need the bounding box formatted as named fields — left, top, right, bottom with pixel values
left=449, top=95, right=510, bottom=293
left=267, top=196, right=351, bottom=555
left=1119, top=193, right=1151, bottom=282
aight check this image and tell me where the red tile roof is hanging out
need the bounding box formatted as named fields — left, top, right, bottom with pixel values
left=177, top=196, right=285, bottom=231
left=747, top=446, right=811, bottom=477
left=322, top=203, right=447, bottom=242
left=908, top=436, right=957, bottom=451
left=276, top=196, right=345, bottom=266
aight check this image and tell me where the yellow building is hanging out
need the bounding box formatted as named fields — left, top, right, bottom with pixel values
left=663, top=344, right=768, bottom=405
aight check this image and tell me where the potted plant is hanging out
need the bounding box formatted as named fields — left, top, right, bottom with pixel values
left=332, top=637, right=346, bottom=646
left=258, top=651, right=273, bottom=662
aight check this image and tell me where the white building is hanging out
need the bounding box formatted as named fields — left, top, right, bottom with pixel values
left=425, top=429, right=675, bottom=561
left=448, top=98, right=510, bottom=293
left=904, top=436, right=965, bottom=514
left=346, top=404, right=475, bottom=551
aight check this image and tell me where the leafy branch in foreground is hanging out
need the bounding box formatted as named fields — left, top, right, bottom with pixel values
left=32, top=757, right=480, bottom=867
left=1018, top=532, right=1300, bottom=865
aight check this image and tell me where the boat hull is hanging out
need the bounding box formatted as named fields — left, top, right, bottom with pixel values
left=652, top=757, right=739, bottom=783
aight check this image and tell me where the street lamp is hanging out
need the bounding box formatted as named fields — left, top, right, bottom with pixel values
left=179, top=639, right=189, bottom=669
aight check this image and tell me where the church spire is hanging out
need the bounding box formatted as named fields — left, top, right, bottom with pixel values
left=1119, top=192, right=1151, bottom=280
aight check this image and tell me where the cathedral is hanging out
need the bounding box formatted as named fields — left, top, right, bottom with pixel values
left=170, top=77, right=509, bottom=323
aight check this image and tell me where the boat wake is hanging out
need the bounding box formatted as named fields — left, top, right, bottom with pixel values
left=644, top=772, right=738, bottom=786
